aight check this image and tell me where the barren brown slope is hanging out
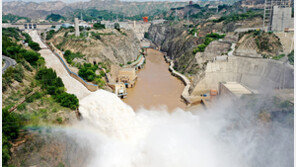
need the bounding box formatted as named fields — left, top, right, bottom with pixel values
left=49, top=28, right=141, bottom=66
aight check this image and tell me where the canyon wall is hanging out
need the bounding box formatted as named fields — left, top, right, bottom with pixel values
left=148, top=22, right=201, bottom=74
left=148, top=22, right=197, bottom=60
left=148, top=22, right=294, bottom=98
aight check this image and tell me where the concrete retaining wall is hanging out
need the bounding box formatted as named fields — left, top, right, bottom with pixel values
left=48, top=43, right=98, bottom=92
left=190, top=56, right=294, bottom=95
left=164, top=55, right=192, bottom=104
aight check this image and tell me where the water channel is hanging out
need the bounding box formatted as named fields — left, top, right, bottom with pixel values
left=123, top=49, right=186, bottom=111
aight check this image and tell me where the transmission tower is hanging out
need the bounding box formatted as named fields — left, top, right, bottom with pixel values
left=263, top=0, right=293, bottom=31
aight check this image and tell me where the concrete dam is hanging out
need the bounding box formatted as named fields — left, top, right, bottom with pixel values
left=190, top=56, right=294, bottom=95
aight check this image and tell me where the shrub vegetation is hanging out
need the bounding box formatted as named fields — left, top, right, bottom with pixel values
left=63, top=50, right=84, bottom=64
left=2, top=108, right=23, bottom=166
left=36, top=68, right=79, bottom=110
left=213, top=11, right=263, bottom=24
left=193, top=33, right=225, bottom=54
left=93, top=22, right=105, bottom=29
left=78, top=63, right=106, bottom=88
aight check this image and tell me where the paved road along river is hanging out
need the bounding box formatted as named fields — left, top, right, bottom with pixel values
left=123, top=49, right=186, bottom=112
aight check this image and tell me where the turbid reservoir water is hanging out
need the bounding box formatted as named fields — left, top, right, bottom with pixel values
left=123, top=48, right=186, bottom=111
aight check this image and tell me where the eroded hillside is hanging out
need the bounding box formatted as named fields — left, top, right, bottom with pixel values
left=235, top=30, right=283, bottom=57
left=49, top=27, right=141, bottom=66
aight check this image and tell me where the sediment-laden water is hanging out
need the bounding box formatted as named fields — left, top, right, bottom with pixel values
left=123, top=49, right=186, bottom=111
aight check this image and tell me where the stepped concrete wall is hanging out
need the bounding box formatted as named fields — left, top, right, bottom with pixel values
left=164, top=55, right=192, bottom=104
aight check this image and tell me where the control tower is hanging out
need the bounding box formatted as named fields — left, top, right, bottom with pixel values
left=75, top=18, right=80, bottom=37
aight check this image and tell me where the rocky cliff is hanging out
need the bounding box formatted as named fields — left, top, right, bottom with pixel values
left=50, top=28, right=141, bottom=65
left=147, top=21, right=236, bottom=75
left=148, top=22, right=201, bottom=74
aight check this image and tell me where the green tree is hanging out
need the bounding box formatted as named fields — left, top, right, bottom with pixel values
left=2, top=14, right=31, bottom=23
left=144, top=32, right=149, bottom=39
left=28, top=41, right=41, bottom=51
left=36, top=68, right=64, bottom=89
left=78, top=63, right=98, bottom=82
left=93, top=23, right=105, bottom=29
left=64, top=50, right=71, bottom=57
left=2, top=108, right=23, bottom=166
left=114, top=23, right=120, bottom=31
left=46, top=14, right=66, bottom=22
left=24, top=50, right=40, bottom=66
left=55, top=92, right=79, bottom=110
left=46, top=30, right=55, bottom=40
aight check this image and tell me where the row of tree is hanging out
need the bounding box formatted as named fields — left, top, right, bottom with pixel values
left=2, top=28, right=45, bottom=91
left=2, top=28, right=80, bottom=166
left=36, top=68, right=79, bottom=110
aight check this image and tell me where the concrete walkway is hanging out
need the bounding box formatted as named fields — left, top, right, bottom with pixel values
left=165, top=56, right=191, bottom=104
left=28, top=30, right=90, bottom=100
left=2, top=55, right=16, bottom=74
left=234, top=27, right=262, bottom=33
left=123, top=54, right=145, bottom=69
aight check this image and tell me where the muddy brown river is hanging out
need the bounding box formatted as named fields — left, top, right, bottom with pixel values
left=123, top=49, right=186, bottom=112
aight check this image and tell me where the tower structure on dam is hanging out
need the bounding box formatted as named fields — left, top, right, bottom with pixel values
left=75, top=18, right=80, bottom=37
left=263, top=0, right=294, bottom=31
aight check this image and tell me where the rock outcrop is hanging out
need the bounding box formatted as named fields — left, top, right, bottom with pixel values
left=50, top=28, right=141, bottom=65
left=148, top=22, right=201, bottom=74
left=235, top=31, right=283, bottom=57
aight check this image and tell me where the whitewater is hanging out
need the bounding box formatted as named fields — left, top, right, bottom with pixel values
left=57, top=89, right=293, bottom=167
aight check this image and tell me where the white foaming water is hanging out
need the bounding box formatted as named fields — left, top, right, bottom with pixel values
left=66, top=90, right=292, bottom=167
